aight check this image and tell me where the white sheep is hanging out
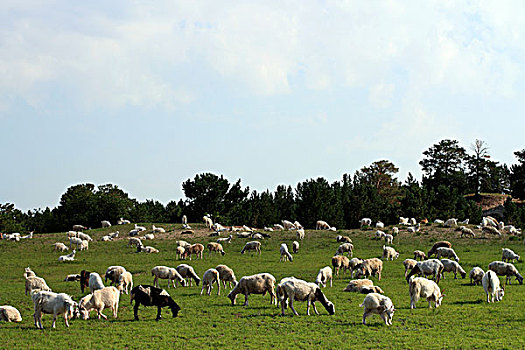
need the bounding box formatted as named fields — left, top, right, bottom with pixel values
left=296, top=228, right=305, bottom=240
left=375, top=230, right=386, bottom=239
left=384, top=234, right=394, bottom=245
left=409, top=218, right=417, bottom=225
left=128, top=237, right=143, bottom=248
left=434, top=219, right=444, bottom=224
left=376, top=221, right=384, bottom=229
left=69, top=237, right=82, bottom=249
left=482, top=226, right=501, bottom=237
left=279, top=243, right=293, bottom=262
left=440, top=259, right=466, bottom=279
left=444, top=218, right=458, bottom=227
left=176, top=240, right=191, bottom=248
left=349, top=258, right=364, bottom=278
left=139, top=245, right=159, bottom=253
left=105, top=266, right=127, bottom=286
left=201, top=268, right=220, bottom=296
left=392, top=227, right=399, bottom=235
left=79, top=286, right=120, bottom=320
left=227, top=273, right=277, bottom=306
left=152, top=266, right=186, bottom=288
left=403, top=259, right=417, bottom=278
left=343, top=279, right=384, bottom=294
left=332, top=256, right=350, bottom=275
left=399, top=217, right=409, bottom=225
left=101, top=235, right=112, bottom=241
left=360, top=218, right=372, bottom=227
left=488, top=261, right=524, bottom=285
left=460, top=226, right=475, bottom=238
left=277, top=277, right=335, bottom=316
left=182, top=215, right=188, bottom=225
left=336, top=235, right=352, bottom=243
left=315, top=266, right=333, bottom=288
left=32, top=291, right=77, bottom=328
left=241, top=241, right=261, bottom=255
left=207, top=242, right=225, bottom=256
left=175, top=264, right=201, bottom=286
left=382, top=246, right=399, bottom=261
left=76, top=232, right=92, bottom=241
left=152, top=224, right=166, bottom=233
left=482, top=270, right=505, bottom=303
left=436, top=247, right=460, bottom=261
left=407, top=223, right=420, bottom=233
left=176, top=246, right=185, bottom=260
left=263, top=226, right=274, bottom=232
left=25, top=275, right=52, bottom=295
left=24, top=266, right=36, bottom=278
left=273, top=224, right=285, bottom=231
left=216, top=264, right=237, bottom=288
left=79, top=239, right=89, bottom=251
left=469, top=267, right=485, bottom=285
left=117, top=218, right=131, bottom=225
left=143, top=233, right=155, bottom=240
left=360, top=293, right=394, bottom=325
left=408, top=276, right=444, bottom=309
left=292, top=241, right=300, bottom=254
left=89, top=272, right=105, bottom=293
left=460, top=218, right=469, bottom=225
left=134, top=224, right=147, bottom=232
left=336, top=243, right=354, bottom=257
left=203, top=216, right=213, bottom=229
left=53, top=242, right=68, bottom=252
left=316, top=220, right=331, bottom=230
left=217, top=235, right=233, bottom=244
left=101, top=220, right=111, bottom=228
left=117, top=271, right=133, bottom=294
left=58, top=250, right=76, bottom=262
left=0, top=305, right=22, bottom=322
left=72, top=224, right=87, bottom=231
left=413, top=250, right=426, bottom=260
left=406, top=259, right=444, bottom=283
left=502, top=248, right=520, bottom=263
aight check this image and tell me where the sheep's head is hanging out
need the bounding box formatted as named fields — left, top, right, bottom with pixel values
left=516, top=274, right=524, bottom=285
left=221, top=251, right=225, bottom=256
left=460, top=271, right=467, bottom=279
left=227, top=291, right=237, bottom=305
left=169, top=299, right=181, bottom=317
left=496, top=287, right=505, bottom=301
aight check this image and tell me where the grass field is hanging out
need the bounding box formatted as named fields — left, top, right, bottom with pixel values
left=1, top=224, right=524, bottom=349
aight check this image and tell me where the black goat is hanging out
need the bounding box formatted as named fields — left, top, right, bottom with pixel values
left=80, top=270, right=91, bottom=293
left=130, top=285, right=181, bottom=321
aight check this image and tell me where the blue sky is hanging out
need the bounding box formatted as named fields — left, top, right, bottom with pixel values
left=1, top=1, right=524, bottom=211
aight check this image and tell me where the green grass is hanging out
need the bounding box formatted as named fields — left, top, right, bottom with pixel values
left=1, top=224, right=525, bottom=349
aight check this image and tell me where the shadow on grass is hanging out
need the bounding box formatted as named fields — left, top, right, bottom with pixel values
left=452, top=299, right=483, bottom=305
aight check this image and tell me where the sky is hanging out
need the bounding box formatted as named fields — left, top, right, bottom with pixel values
left=1, top=1, right=525, bottom=211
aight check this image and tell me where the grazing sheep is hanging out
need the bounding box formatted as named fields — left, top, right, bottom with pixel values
left=469, top=267, right=485, bottom=285
left=316, top=220, right=331, bottom=230
left=360, top=293, right=395, bottom=326
left=79, top=286, right=120, bottom=320
left=117, top=271, right=133, bottom=294
left=58, top=250, right=76, bottom=262
left=502, top=248, right=520, bottom=263
left=53, top=242, right=69, bottom=252
left=436, top=247, right=460, bottom=261
left=482, top=226, right=502, bottom=237
left=277, top=277, right=335, bottom=316
left=138, top=245, right=159, bottom=254
left=382, top=246, right=399, bottom=261
left=88, top=272, right=105, bottom=293
left=79, top=239, right=89, bottom=251
left=182, top=243, right=204, bottom=260
left=488, top=261, right=524, bottom=285
left=427, top=241, right=452, bottom=258
left=0, top=306, right=22, bottom=322
left=336, top=235, right=352, bottom=243
left=482, top=270, right=505, bottom=303
left=408, top=277, right=444, bottom=309
left=444, top=218, right=458, bottom=227
left=175, top=264, right=201, bottom=286
left=403, top=259, right=418, bottom=278
left=279, top=243, right=293, bottom=262
left=101, top=220, right=111, bottom=228
left=315, top=266, right=333, bottom=288
left=69, top=237, right=82, bottom=249
left=105, top=266, right=127, bottom=286
left=328, top=226, right=337, bottom=232
left=25, top=275, right=52, bottom=296
left=296, top=228, right=305, bottom=240
left=293, top=221, right=303, bottom=230
left=216, top=264, right=237, bottom=288
left=349, top=258, right=364, bottom=278
left=201, top=268, right=220, bottom=296
left=76, top=232, right=92, bottom=242
left=207, top=242, right=225, bottom=257
left=217, top=235, right=233, bottom=244
left=384, top=234, right=394, bottom=245
left=273, top=224, right=285, bottom=230
left=282, top=220, right=296, bottom=230
left=152, top=266, right=186, bottom=288
left=176, top=240, right=191, bottom=248
left=392, top=227, right=399, bottom=235
left=292, top=241, right=299, bottom=254
left=72, top=224, right=87, bottom=231
left=152, top=224, right=166, bottom=233
left=360, top=218, right=372, bottom=227
left=130, top=285, right=180, bottom=321
left=413, top=250, right=426, bottom=261
left=354, top=258, right=383, bottom=281
left=332, top=255, right=350, bottom=275
left=375, top=230, right=386, bottom=239
left=32, top=291, right=77, bottom=329
left=440, top=259, right=466, bottom=279
left=176, top=246, right=185, bottom=260
left=227, top=273, right=277, bottom=306
left=460, top=226, right=475, bottom=238
left=406, top=259, right=444, bottom=284
left=241, top=241, right=262, bottom=255
left=336, top=243, right=354, bottom=257
left=128, top=237, right=143, bottom=248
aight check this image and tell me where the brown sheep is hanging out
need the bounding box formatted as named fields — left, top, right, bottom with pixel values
left=427, top=241, right=452, bottom=258
left=331, top=256, right=350, bottom=275
left=182, top=244, right=204, bottom=260
left=354, top=258, right=383, bottom=281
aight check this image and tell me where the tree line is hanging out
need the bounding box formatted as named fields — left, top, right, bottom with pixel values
left=3, top=139, right=525, bottom=233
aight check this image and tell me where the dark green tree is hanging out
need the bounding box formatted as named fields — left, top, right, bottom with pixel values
left=510, top=149, right=525, bottom=199
left=182, top=173, right=231, bottom=219
left=420, top=139, right=467, bottom=192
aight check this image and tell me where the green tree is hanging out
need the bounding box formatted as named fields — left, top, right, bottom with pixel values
left=420, top=139, right=467, bottom=192
left=0, top=203, right=26, bottom=233
left=510, top=149, right=525, bottom=199
left=182, top=173, right=231, bottom=219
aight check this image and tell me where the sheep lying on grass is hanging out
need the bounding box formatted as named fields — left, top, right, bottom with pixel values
left=0, top=306, right=22, bottom=322
left=343, top=279, right=384, bottom=294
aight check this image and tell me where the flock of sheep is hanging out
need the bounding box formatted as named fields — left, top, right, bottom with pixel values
left=1, top=213, right=523, bottom=328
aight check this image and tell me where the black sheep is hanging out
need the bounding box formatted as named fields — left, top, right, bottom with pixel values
left=80, top=270, right=91, bottom=293
left=130, top=285, right=181, bottom=321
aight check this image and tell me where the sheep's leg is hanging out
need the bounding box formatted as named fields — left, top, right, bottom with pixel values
left=200, top=284, right=205, bottom=295
left=52, top=313, right=57, bottom=328
left=289, top=297, right=299, bottom=316
left=114, top=302, right=118, bottom=318
left=98, top=308, right=108, bottom=320
left=216, top=280, right=220, bottom=296
left=156, top=306, right=162, bottom=321
left=362, top=311, right=369, bottom=325
left=243, top=294, right=249, bottom=306
left=311, top=301, right=320, bottom=315
left=133, top=303, right=140, bottom=320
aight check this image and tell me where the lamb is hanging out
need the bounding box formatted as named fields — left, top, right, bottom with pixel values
left=277, top=277, right=335, bottom=316
left=175, top=264, right=201, bottom=286
left=403, top=259, right=418, bottom=278
left=215, top=264, right=237, bottom=288
left=360, top=218, right=372, bottom=227
left=406, top=259, right=444, bottom=283
left=227, top=273, right=277, bottom=306
left=176, top=246, right=185, bottom=259
left=384, top=234, right=394, bottom=245
left=375, top=230, right=386, bottom=239
left=182, top=243, right=204, bottom=260
left=469, top=267, right=485, bottom=285
left=316, top=220, right=331, bottom=230
left=482, top=226, right=502, bottom=237
left=296, top=228, right=305, bottom=240
left=128, top=237, right=143, bottom=248
left=354, top=258, right=383, bottom=281
left=0, top=305, right=22, bottom=322
left=241, top=241, right=262, bottom=255
left=436, top=247, right=460, bottom=261
left=32, top=291, right=77, bottom=329
left=200, top=268, right=220, bottom=296
left=408, top=276, right=444, bottom=309
left=58, top=249, right=76, bottom=262
left=440, top=259, right=466, bottom=279
left=142, top=233, right=155, bottom=240
left=105, top=266, right=127, bottom=286
left=382, top=246, right=399, bottom=261
left=460, top=226, right=475, bottom=238
left=360, top=293, right=395, bottom=326
left=117, top=218, right=131, bottom=225
left=343, top=279, right=384, bottom=294
left=117, top=271, right=133, bottom=294
left=53, top=242, right=69, bottom=252
left=501, top=248, right=520, bottom=263
left=72, top=224, right=87, bottom=231
left=336, top=235, right=352, bottom=243
left=207, top=242, right=225, bottom=256
left=332, top=255, right=350, bottom=275
left=315, top=266, right=333, bottom=288
left=336, top=243, right=354, bottom=257
left=130, top=285, right=180, bottom=321
left=279, top=243, right=293, bottom=262
left=78, top=286, right=120, bottom=320
left=413, top=250, right=426, bottom=260
left=69, top=237, right=83, bottom=249
left=488, top=261, right=524, bottom=285
left=482, top=270, right=505, bottom=303
left=79, top=239, right=89, bottom=251
left=64, top=274, right=81, bottom=282
left=152, top=224, right=166, bottom=233
left=138, top=245, right=159, bottom=253
left=292, top=241, right=299, bottom=254
left=217, top=235, right=233, bottom=244
left=152, top=266, right=186, bottom=288
left=427, top=241, right=452, bottom=257
left=349, top=258, right=364, bottom=278
left=25, top=275, right=52, bottom=295
left=88, top=272, right=105, bottom=293
left=101, top=220, right=111, bottom=228
left=444, top=218, right=458, bottom=227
